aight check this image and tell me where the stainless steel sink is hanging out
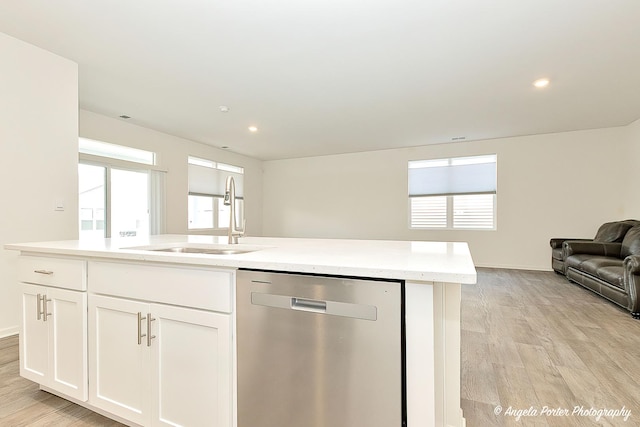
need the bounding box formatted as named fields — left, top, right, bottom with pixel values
left=151, top=247, right=256, bottom=255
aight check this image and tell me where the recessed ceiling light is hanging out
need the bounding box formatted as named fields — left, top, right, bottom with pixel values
left=248, top=126, right=258, bottom=133
left=219, top=106, right=230, bottom=113
left=533, top=78, right=550, bottom=88
left=119, top=115, right=131, bottom=119
left=221, top=146, right=229, bottom=149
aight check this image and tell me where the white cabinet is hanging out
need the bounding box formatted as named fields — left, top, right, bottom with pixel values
left=89, top=295, right=149, bottom=425
left=18, top=255, right=233, bottom=426
left=20, top=283, right=88, bottom=401
left=88, top=261, right=233, bottom=427
left=152, top=303, right=230, bottom=427
left=19, top=255, right=87, bottom=291
left=18, top=255, right=88, bottom=402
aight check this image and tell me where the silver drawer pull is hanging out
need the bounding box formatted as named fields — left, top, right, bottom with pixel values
left=34, top=269, right=54, bottom=275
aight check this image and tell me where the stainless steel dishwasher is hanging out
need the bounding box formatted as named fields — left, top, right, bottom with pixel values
left=236, top=269, right=404, bottom=427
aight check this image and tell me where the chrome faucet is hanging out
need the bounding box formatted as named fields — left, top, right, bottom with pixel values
left=224, top=176, right=245, bottom=244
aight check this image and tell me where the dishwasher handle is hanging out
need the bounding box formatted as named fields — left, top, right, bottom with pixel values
left=250, top=292, right=377, bottom=321
left=291, top=297, right=327, bottom=313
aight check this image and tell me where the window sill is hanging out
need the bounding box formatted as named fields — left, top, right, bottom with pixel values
left=187, top=228, right=229, bottom=235
left=410, top=227, right=497, bottom=231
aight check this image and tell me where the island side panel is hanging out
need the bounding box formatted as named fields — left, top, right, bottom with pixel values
left=406, top=282, right=436, bottom=426
left=406, top=281, right=465, bottom=427
left=439, top=281, right=465, bottom=427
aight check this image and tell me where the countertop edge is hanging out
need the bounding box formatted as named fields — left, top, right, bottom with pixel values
left=5, top=237, right=478, bottom=284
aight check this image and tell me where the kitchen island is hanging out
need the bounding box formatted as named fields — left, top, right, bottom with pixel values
left=6, top=235, right=476, bottom=427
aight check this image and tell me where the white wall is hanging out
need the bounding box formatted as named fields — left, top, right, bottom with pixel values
left=79, top=110, right=263, bottom=236
left=623, top=118, right=640, bottom=218
left=0, top=33, right=79, bottom=337
left=263, top=126, right=630, bottom=270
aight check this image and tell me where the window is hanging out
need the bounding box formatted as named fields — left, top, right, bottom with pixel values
left=79, top=137, right=155, bottom=165
left=78, top=139, right=164, bottom=240
left=111, top=168, right=150, bottom=238
left=188, top=195, right=214, bottom=229
left=79, top=164, right=106, bottom=239
left=187, top=156, right=244, bottom=230
left=408, top=154, right=496, bottom=230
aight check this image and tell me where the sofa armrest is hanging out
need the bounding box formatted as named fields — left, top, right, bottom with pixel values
left=624, top=255, right=640, bottom=313
left=550, top=238, right=591, bottom=249
left=624, top=255, right=640, bottom=275
left=562, top=241, right=622, bottom=258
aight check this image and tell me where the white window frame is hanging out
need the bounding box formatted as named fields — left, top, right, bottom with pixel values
left=80, top=137, right=156, bottom=165
left=187, top=193, right=245, bottom=231
left=78, top=139, right=165, bottom=239
left=187, top=156, right=245, bottom=231
left=408, top=154, right=497, bottom=230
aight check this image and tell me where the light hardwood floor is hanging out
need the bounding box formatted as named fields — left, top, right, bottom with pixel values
left=1, top=268, right=639, bottom=426
left=0, top=336, right=123, bottom=426
left=462, top=268, right=640, bottom=426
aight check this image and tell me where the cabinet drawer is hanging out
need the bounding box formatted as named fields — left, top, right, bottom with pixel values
left=89, top=261, right=233, bottom=313
left=19, top=256, right=87, bottom=291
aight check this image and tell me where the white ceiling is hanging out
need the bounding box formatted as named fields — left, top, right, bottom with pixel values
left=1, top=0, right=639, bottom=160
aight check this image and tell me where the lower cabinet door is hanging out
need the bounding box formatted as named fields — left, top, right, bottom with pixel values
left=89, top=294, right=151, bottom=426
left=20, top=284, right=88, bottom=401
left=150, top=304, right=231, bottom=427
left=89, top=294, right=232, bottom=427
left=48, top=287, right=88, bottom=401
left=20, top=284, right=49, bottom=384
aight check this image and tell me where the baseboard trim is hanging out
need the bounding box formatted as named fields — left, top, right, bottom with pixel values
left=0, top=326, right=18, bottom=339
left=473, top=263, right=553, bottom=272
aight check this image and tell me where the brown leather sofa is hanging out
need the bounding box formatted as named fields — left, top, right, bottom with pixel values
left=550, top=220, right=640, bottom=318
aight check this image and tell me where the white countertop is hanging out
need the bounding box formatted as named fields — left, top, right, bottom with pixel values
left=5, top=235, right=477, bottom=284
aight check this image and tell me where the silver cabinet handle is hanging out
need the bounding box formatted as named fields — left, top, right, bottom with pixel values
left=43, top=297, right=52, bottom=322
left=147, top=313, right=156, bottom=347
left=36, top=293, right=43, bottom=320
left=34, top=270, right=54, bottom=275
left=137, top=312, right=147, bottom=345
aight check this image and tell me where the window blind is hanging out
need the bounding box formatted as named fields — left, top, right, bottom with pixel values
left=188, top=163, right=244, bottom=198
left=408, top=155, right=496, bottom=197
left=410, top=196, right=447, bottom=228
left=408, top=154, right=496, bottom=230
left=452, top=194, right=494, bottom=229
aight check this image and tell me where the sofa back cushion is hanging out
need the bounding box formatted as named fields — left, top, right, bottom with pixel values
left=621, top=225, right=640, bottom=257
left=594, top=221, right=635, bottom=242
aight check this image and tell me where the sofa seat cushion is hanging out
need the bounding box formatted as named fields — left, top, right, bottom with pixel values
left=579, top=257, right=623, bottom=276
left=552, top=247, right=563, bottom=261
left=596, top=266, right=625, bottom=289
left=565, top=254, right=598, bottom=270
